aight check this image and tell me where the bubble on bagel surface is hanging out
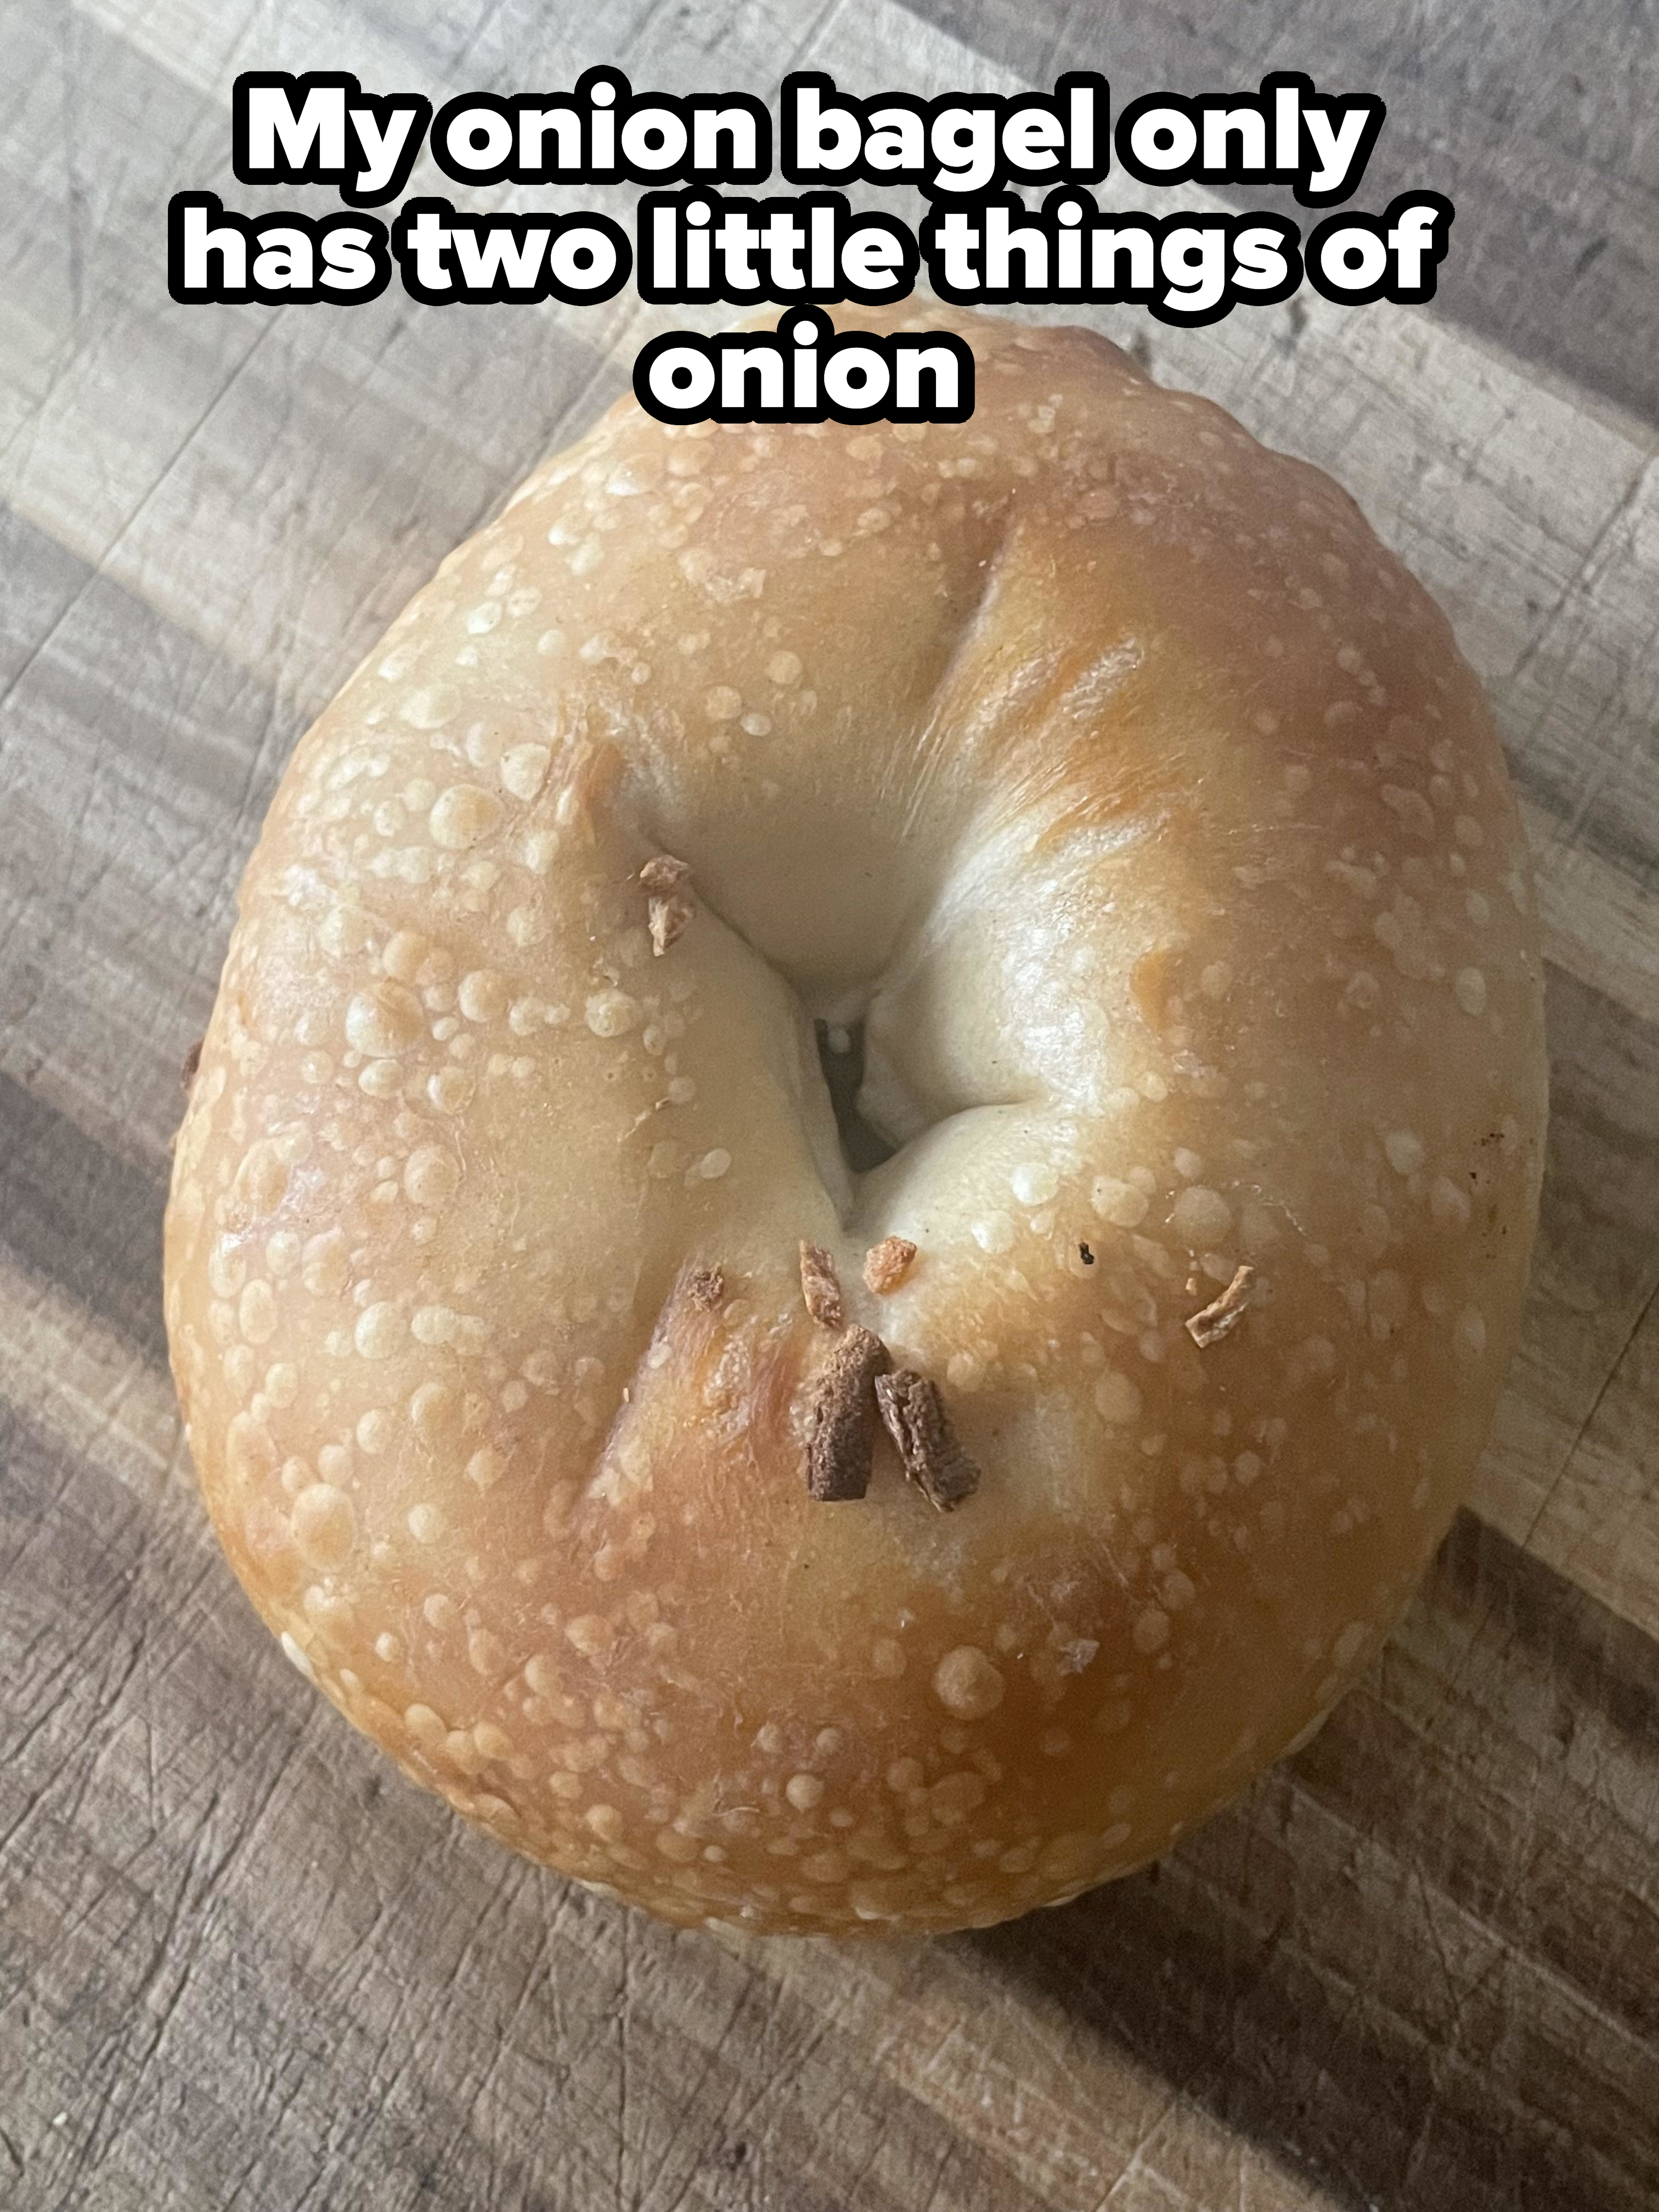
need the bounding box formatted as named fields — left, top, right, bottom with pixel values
left=164, top=306, right=1547, bottom=1938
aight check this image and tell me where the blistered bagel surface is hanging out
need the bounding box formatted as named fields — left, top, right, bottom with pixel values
left=165, top=307, right=1547, bottom=1936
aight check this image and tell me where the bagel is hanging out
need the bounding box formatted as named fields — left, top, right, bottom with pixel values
left=163, top=304, right=1547, bottom=1936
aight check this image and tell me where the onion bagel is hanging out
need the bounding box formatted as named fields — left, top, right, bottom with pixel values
left=164, top=306, right=1547, bottom=1936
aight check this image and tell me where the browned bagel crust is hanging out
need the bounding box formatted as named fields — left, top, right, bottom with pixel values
left=165, top=308, right=1546, bottom=1936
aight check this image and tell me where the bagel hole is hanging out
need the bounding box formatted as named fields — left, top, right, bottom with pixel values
left=815, top=1018, right=899, bottom=1173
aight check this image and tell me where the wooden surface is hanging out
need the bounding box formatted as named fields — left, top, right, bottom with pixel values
left=3, top=3, right=1658, bottom=2207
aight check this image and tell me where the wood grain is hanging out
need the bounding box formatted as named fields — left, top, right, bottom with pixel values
left=3, top=2, right=1658, bottom=2208
left=904, top=0, right=1659, bottom=432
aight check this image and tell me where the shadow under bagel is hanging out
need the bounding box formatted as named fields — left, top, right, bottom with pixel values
left=957, top=1508, right=1657, bottom=2212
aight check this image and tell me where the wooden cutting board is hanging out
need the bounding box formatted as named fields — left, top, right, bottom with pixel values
left=2, top=4, right=1656, bottom=2208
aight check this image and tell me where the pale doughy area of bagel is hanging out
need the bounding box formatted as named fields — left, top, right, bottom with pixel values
left=164, top=311, right=1547, bottom=1932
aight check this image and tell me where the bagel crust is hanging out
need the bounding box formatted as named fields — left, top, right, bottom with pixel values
left=164, top=308, right=1546, bottom=1937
